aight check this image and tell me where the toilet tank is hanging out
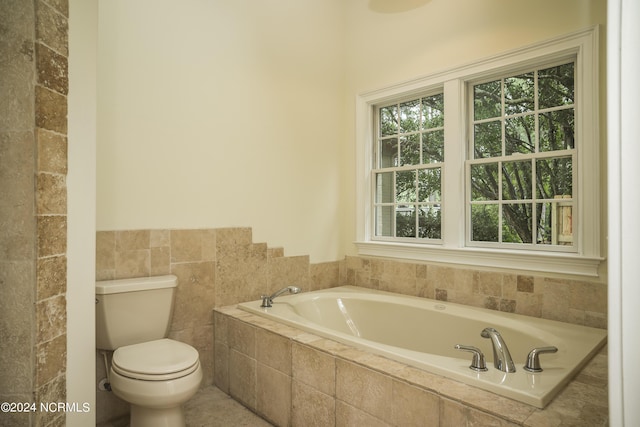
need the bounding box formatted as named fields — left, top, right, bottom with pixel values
left=95, top=275, right=178, bottom=350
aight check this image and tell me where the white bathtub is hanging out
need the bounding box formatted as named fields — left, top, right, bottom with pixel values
left=238, top=286, right=606, bottom=408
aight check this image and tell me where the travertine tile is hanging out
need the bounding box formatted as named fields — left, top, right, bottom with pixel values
left=476, top=271, right=503, bottom=297
left=36, top=43, right=67, bottom=95
left=150, top=246, right=170, bottom=275
left=310, top=261, right=340, bottom=291
left=391, top=379, right=439, bottom=427
left=292, top=380, right=335, bottom=427
left=213, top=340, right=229, bottom=392
left=36, top=334, right=66, bottom=387
left=149, top=229, right=169, bottom=247
left=96, top=231, right=115, bottom=271
left=37, top=255, right=66, bottom=299
left=292, top=343, right=335, bottom=396
left=228, top=318, right=256, bottom=358
left=35, top=374, right=66, bottom=426
left=35, top=85, right=67, bottom=133
left=170, top=229, right=204, bottom=262
left=37, top=129, right=67, bottom=174
left=0, top=261, right=35, bottom=394
left=115, top=230, right=149, bottom=251
left=37, top=215, right=66, bottom=257
left=36, top=172, right=66, bottom=214
left=257, top=363, right=291, bottom=426
left=268, top=255, right=310, bottom=294
left=336, top=359, right=393, bottom=423
left=36, top=294, right=66, bottom=343
left=114, top=249, right=149, bottom=279
left=35, top=0, right=68, bottom=56
left=540, top=278, right=572, bottom=323
left=256, top=328, right=292, bottom=375
left=441, top=398, right=519, bottom=427
left=170, top=262, right=215, bottom=329
left=228, top=349, right=256, bottom=410
left=336, top=400, right=390, bottom=427
left=183, top=386, right=272, bottom=427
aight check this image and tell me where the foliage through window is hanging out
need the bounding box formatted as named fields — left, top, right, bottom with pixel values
left=469, top=62, right=576, bottom=250
left=374, top=94, right=444, bottom=240
left=358, top=28, right=599, bottom=275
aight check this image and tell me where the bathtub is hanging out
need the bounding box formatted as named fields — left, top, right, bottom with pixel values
left=238, top=286, right=606, bottom=408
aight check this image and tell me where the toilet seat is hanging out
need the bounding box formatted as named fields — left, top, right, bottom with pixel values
left=112, top=338, right=200, bottom=381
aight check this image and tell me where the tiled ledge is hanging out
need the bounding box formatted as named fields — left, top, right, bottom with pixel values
left=213, top=306, right=608, bottom=427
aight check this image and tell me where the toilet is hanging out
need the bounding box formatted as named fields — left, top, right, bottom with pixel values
left=96, top=275, right=202, bottom=427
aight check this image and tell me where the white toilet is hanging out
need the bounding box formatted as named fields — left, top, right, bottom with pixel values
left=96, top=275, right=203, bottom=427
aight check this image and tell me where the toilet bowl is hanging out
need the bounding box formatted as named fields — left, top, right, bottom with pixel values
left=109, top=339, right=203, bottom=427
left=96, top=275, right=203, bottom=427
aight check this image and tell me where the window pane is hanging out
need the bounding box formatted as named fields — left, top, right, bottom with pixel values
left=396, top=206, right=416, bottom=237
left=399, top=134, right=420, bottom=166
left=536, top=156, right=572, bottom=199
left=505, top=72, right=534, bottom=115
left=471, top=204, right=499, bottom=242
left=419, top=206, right=441, bottom=239
left=375, top=172, right=393, bottom=203
left=418, top=169, right=441, bottom=202
left=502, top=160, right=532, bottom=200
left=536, top=201, right=573, bottom=245
left=380, top=105, right=398, bottom=137
left=396, top=170, right=416, bottom=203
left=539, top=109, right=574, bottom=151
left=474, top=121, right=502, bottom=158
left=422, top=130, right=444, bottom=163
left=505, top=114, right=535, bottom=155
left=503, top=203, right=533, bottom=243
left=400, top=100, right=421, bottom=133
left=379, top=138, right=398, bottom=168
left=376, top=206, right=394, bottom=237
left=471, top=163, right=499, bottom=201
left=474, top=80, right=501, bottom=120
left=423, top=94, right=444, bottom=128
left=539, top=63, right=574, bottom=109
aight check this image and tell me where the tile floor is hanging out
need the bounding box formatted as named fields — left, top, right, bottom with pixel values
left=99, top=386, right=273, bottom=427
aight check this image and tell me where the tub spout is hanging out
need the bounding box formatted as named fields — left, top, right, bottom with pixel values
left=481, top=327, right=516, bottom=373
left=260, top=286, right=301, bottom=308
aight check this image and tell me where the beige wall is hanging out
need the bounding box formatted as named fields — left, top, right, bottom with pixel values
left=97, top=0, right=608, bottom=275
left=97, top=0, right=346, bottom=263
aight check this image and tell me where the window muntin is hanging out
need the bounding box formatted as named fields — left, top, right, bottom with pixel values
left=374, top=93, right=444, bottom=240
left=468, top=61, right=576, bottom=250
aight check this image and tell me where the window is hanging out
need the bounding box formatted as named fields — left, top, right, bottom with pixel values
left=468, top=62, right=576, bottom=251
left=356, top=28, right=601, bottom=276
left=374, top=94, right=444, bottom=241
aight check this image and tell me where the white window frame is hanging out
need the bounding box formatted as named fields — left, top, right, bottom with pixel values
left=355, top=27, right=602, bottom=277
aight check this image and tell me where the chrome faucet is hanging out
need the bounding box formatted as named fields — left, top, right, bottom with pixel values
left=260, top=286, right=301, bottom=308
left=481, top=327, right=516, bottom=373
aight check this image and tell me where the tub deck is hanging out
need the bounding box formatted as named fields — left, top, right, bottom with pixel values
left=237, top=286, right=607, bottom=408
left=214, top=302, right=609, bottom=426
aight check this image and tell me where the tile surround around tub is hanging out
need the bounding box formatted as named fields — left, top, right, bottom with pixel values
left=215, top=306, right=609, bottom=427
left=95, top=227, right=607, bottom=425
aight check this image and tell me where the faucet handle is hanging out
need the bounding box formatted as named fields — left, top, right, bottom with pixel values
left=524, top=346, right=558, bottom=372
left=454, top=345, right=488, bottom=371
left=260, top=295, right=272, bottom=308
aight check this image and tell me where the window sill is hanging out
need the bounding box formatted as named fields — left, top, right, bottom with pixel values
left=354, top=241, right=603, bottom=277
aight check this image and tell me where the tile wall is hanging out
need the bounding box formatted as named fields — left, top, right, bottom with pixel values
left=95, top=227, right=607, bottom=424
left=94, top=227, right=339, bottom=424
left=1, top=1, right=69, bottom=426
left=342, top=256, right=607, bottom=329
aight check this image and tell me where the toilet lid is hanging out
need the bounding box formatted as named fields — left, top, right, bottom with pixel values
left=112, top=339, right=199, bottom=380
